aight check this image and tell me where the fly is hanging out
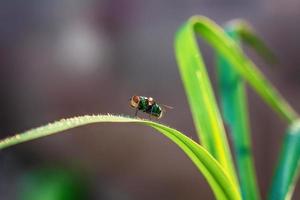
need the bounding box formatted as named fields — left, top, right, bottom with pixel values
left=129, top=95, right=172, bottom=119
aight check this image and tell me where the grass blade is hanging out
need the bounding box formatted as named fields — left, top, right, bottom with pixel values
left=268, top=120, right=300, bottom=200
left=216, top=20, right=274, bottom=200
left=0, top=114, right=241, bottom=200
left=175, top=16, right=299, bottom=191
left=226, top=20, right=276, bottom=64
left=176, top=16, right=298, bottom=124
left=175, top=16, right=238, bottom=188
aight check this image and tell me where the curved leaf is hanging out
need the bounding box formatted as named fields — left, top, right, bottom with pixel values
left=0, top=114, right=241, bottom=200
left=176, top=16, right=298, bottom=125
left=175, top=16, right=238, bottom=188
left=175, top=16, right=299, bottom=193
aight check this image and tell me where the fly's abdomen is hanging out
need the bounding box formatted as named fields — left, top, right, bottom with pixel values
left=148, top=104, right=162, bottom=118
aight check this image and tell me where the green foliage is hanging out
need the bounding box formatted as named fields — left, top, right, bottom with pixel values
left=0, top=115, right=241, bottom=200
left=0, top=15, right=299, bottom=200
left=18, top=168, right=87, bottom=200
left=175, top=16, right=238, bottom=189
left=216, top=19, right=273, bottom=200
left=269, top=121, right=300, bottom=200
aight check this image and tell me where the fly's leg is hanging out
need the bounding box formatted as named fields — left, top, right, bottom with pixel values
left=135, top=109, right=139, bottom=117
left=149, top=107, right=154, bottom=120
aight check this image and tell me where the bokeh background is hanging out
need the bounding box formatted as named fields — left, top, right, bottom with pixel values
left=0, top=0, right=300, bottom=199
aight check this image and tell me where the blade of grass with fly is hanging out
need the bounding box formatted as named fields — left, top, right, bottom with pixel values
left=268, top=120, right=300, bottom=200
left=0, top=114, right=241, bottom=200
left=216, top=20, right=275, bottom=200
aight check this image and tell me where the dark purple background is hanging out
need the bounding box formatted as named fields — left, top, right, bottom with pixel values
left=0, top=0, right=299, bottom=199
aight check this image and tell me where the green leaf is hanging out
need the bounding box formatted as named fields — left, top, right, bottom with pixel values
left=0, top=114, right=241, bottom=200
left=176, top=16, right=297, bottom=126
left=175, top=16, right=299, bottom=193
left=268, top=120, right=300, bottom=200
left=175, top=16, right=239, bottom=188
left=226, top=20, right=277, bottom=64
left=216, top=20, right=272, bottom=200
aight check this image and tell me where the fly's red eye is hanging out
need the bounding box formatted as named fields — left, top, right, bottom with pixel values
left=132, top=96, right=140, bottom=103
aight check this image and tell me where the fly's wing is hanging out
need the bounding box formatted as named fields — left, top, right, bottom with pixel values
left=161, top=104, right=173, bottom=109
left=160, top=104, right=174, bottom=114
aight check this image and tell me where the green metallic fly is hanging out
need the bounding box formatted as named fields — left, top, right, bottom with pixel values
left=129, top=95, right=172, bottom=119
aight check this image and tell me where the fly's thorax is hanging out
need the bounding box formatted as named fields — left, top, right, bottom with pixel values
left=138, top=96, right=149, bottom=111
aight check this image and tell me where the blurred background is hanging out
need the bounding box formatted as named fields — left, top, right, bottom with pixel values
left=0, top=0, right=300, bottom=199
